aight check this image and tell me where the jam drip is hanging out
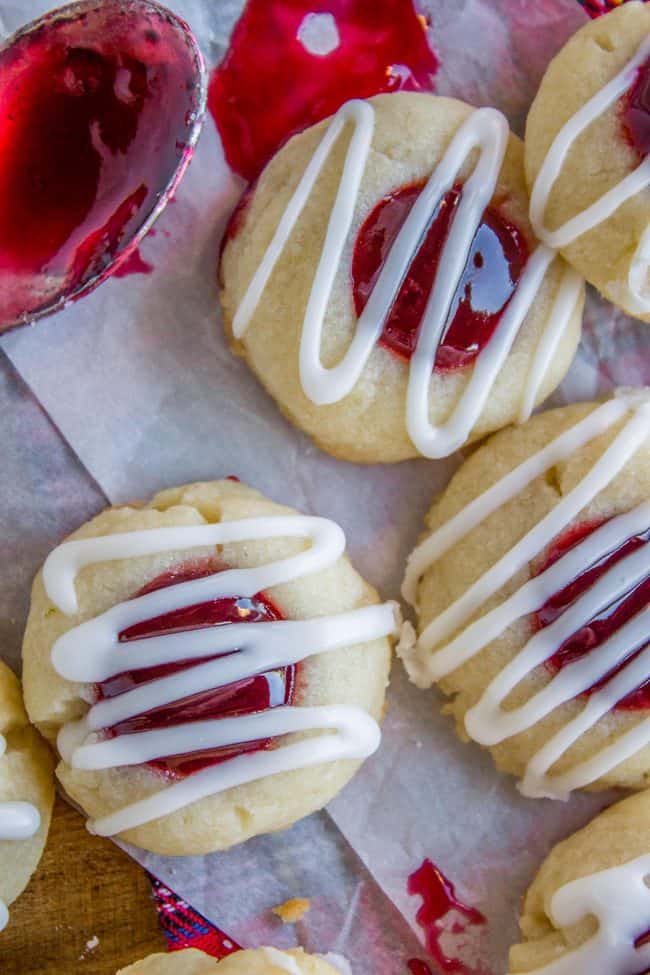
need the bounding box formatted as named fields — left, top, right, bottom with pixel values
left=622, top=56, right=650, bottom=159
left=407, top=962, right=434, bottom=975
left=208, top=0, right=438, bottom=183
left=407, top=859, right=487, bottom=975
left=95, top=560, right=295, bottom=779
left=351, top=183, right=529, bottom=372
left=0, top=0, right=200, bottom=328
left=536, top=520, right=650, bottom=710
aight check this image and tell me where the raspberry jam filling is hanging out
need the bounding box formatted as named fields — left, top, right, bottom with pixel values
left=95, top=560, right=295, bottom=779
left=622, top=56, right=650, bottom=158
left=535, top=520, right=650, bottom=710
left=208, top=0, right=438, bottom=182
left=351, top=183, right=529, bottom=372
left=407, top=859, right=486, bottom=975
left=0, top=1, right=199, bottom=328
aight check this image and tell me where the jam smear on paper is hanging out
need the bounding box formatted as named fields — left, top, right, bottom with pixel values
left=0, top=0, right=199, bottom=327
left=407, top=859, right=487, bottom=975
left=352, top=183, right=528, bottom=372
left=112, top=247, right=153, bottom=278
left=407, top=961, right=435, bottom=975
left=96, top=559, right=296, bottom=779
left=622, top=56, right=650, bottom=159
left=208, top=0, right=438, bottom=182
left=535, top=520, right=650, bottom=710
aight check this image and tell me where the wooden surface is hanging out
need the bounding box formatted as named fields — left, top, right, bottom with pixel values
left=2, top=797, right=166, bottom=974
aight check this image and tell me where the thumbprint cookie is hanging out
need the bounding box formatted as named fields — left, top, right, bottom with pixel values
left=0, top=659, right=54, bottom=932
left=400, top=390, right=650, bottom=798
left=118, top=948, right=348, bottom=975
left=525, top=2, right=650, bottom=319
left=22, top=479, right=395, bottom=855
left=220, top=92, right=584, bottom=463
left=509, top=789, right=650, bottom=974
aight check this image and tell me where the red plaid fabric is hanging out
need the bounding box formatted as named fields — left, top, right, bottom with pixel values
left=576, top=0, right=637, bottom=17
left=148, top=873, right=241, bottom=959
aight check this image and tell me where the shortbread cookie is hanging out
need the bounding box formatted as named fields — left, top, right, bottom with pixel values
left=400, top=389, right=650, bottom=797
left=23, top=479, right=394, bottom=855
left=118, top=947, right=346, bottom=975
left=220, top=92, right=583, bottom=463
left=509, top=789, right=650, bottom=974
left=525, top=2, right=650, bottom=319
left=0, top=660, right=54, bottom=931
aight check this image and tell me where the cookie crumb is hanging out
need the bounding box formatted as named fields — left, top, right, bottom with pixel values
left=271, top=897, right=311, bottom=923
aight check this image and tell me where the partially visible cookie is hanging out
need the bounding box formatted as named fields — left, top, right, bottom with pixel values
left=525, top=2, right=650, bottom=319
left=509, top=790, right=650, bottom=973
left=0, top=659, right=54, bottom=931
left=117, top=949, right=219, bottom=975
left=400, top=390, right=650, bottom=798
left=117, top=948, right=347, bottom=975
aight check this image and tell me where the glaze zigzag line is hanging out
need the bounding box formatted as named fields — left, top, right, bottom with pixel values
left=530, top=33, right=650, bottom=312
left=44, top=515, right=396, bottom=836
left=233, top=99, right=581, bottom=458
left=511, top=855, right=650, bottom=975
left=400, top=394, right=650, bottom=797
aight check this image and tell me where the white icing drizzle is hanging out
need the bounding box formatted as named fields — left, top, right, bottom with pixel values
left=232, top=99, right=582, bottom=458
left=402, top=396, right=630, bottom=607
left=261, top=948, right=352, bottom=974
left=400, top=393, right=650, bottom=798
left=43, top=516, right=397, bottom=836
left=0, top=733, right=41, bottom=933
left=530, top=34, right=650, bottom=314
left=316, top=954, right=353, bottom=975
left=262, top=948, right=303, bottom=974
left=514, top=855, right=650, bottom=975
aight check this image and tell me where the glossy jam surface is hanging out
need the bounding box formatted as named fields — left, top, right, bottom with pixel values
left=536, top=520, right=650, bottom=710
left=208, top=0, right=438, bottom=182
left=622, top=56, right=650, bottom=158
left=0, top=0, right=202, bottom=329
left=407, top=960, right=434, bottom=975
left=96, top=559, right=295, bottom=779
left=408, top=859, right=486, bottom=975
left=352, top=184, right=529, bottom=372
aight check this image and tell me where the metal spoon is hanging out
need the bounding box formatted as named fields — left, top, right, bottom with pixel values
left=0, top=0, right=206, bottom=332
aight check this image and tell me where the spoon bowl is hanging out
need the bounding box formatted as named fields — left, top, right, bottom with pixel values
left=0, top=0, right=206, bottom=333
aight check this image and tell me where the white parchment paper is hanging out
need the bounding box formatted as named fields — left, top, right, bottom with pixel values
left=2, top=0, right=650, bottom=971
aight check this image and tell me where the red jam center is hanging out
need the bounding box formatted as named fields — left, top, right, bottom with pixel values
left=95, top=560, right=295, bottom=779
left=622, top=56, right=650, bottom=159
left=208, top=0, right=438, bottom=183
left=0, top=0, right=199, bottom=329
left=351, top=184, right=529, bottom=372
left=407, top=859, right=486, bottom=975
left=535, top=520, right=650, bottom=710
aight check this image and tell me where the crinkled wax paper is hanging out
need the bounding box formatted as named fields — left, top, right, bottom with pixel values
left=1, top=0, right=650, bottom=971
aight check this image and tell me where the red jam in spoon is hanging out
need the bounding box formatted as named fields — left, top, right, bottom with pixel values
left=535, top=520, right=650, bottom=710
left=622, top=56, right=650, bottom=159
left=352, top=183, right=529, bottom=372
left=95, top=559, right=296, bottom=779
left=209, top=0, right=438, bottom=183
left=0, top=0, right=205, bottom=331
